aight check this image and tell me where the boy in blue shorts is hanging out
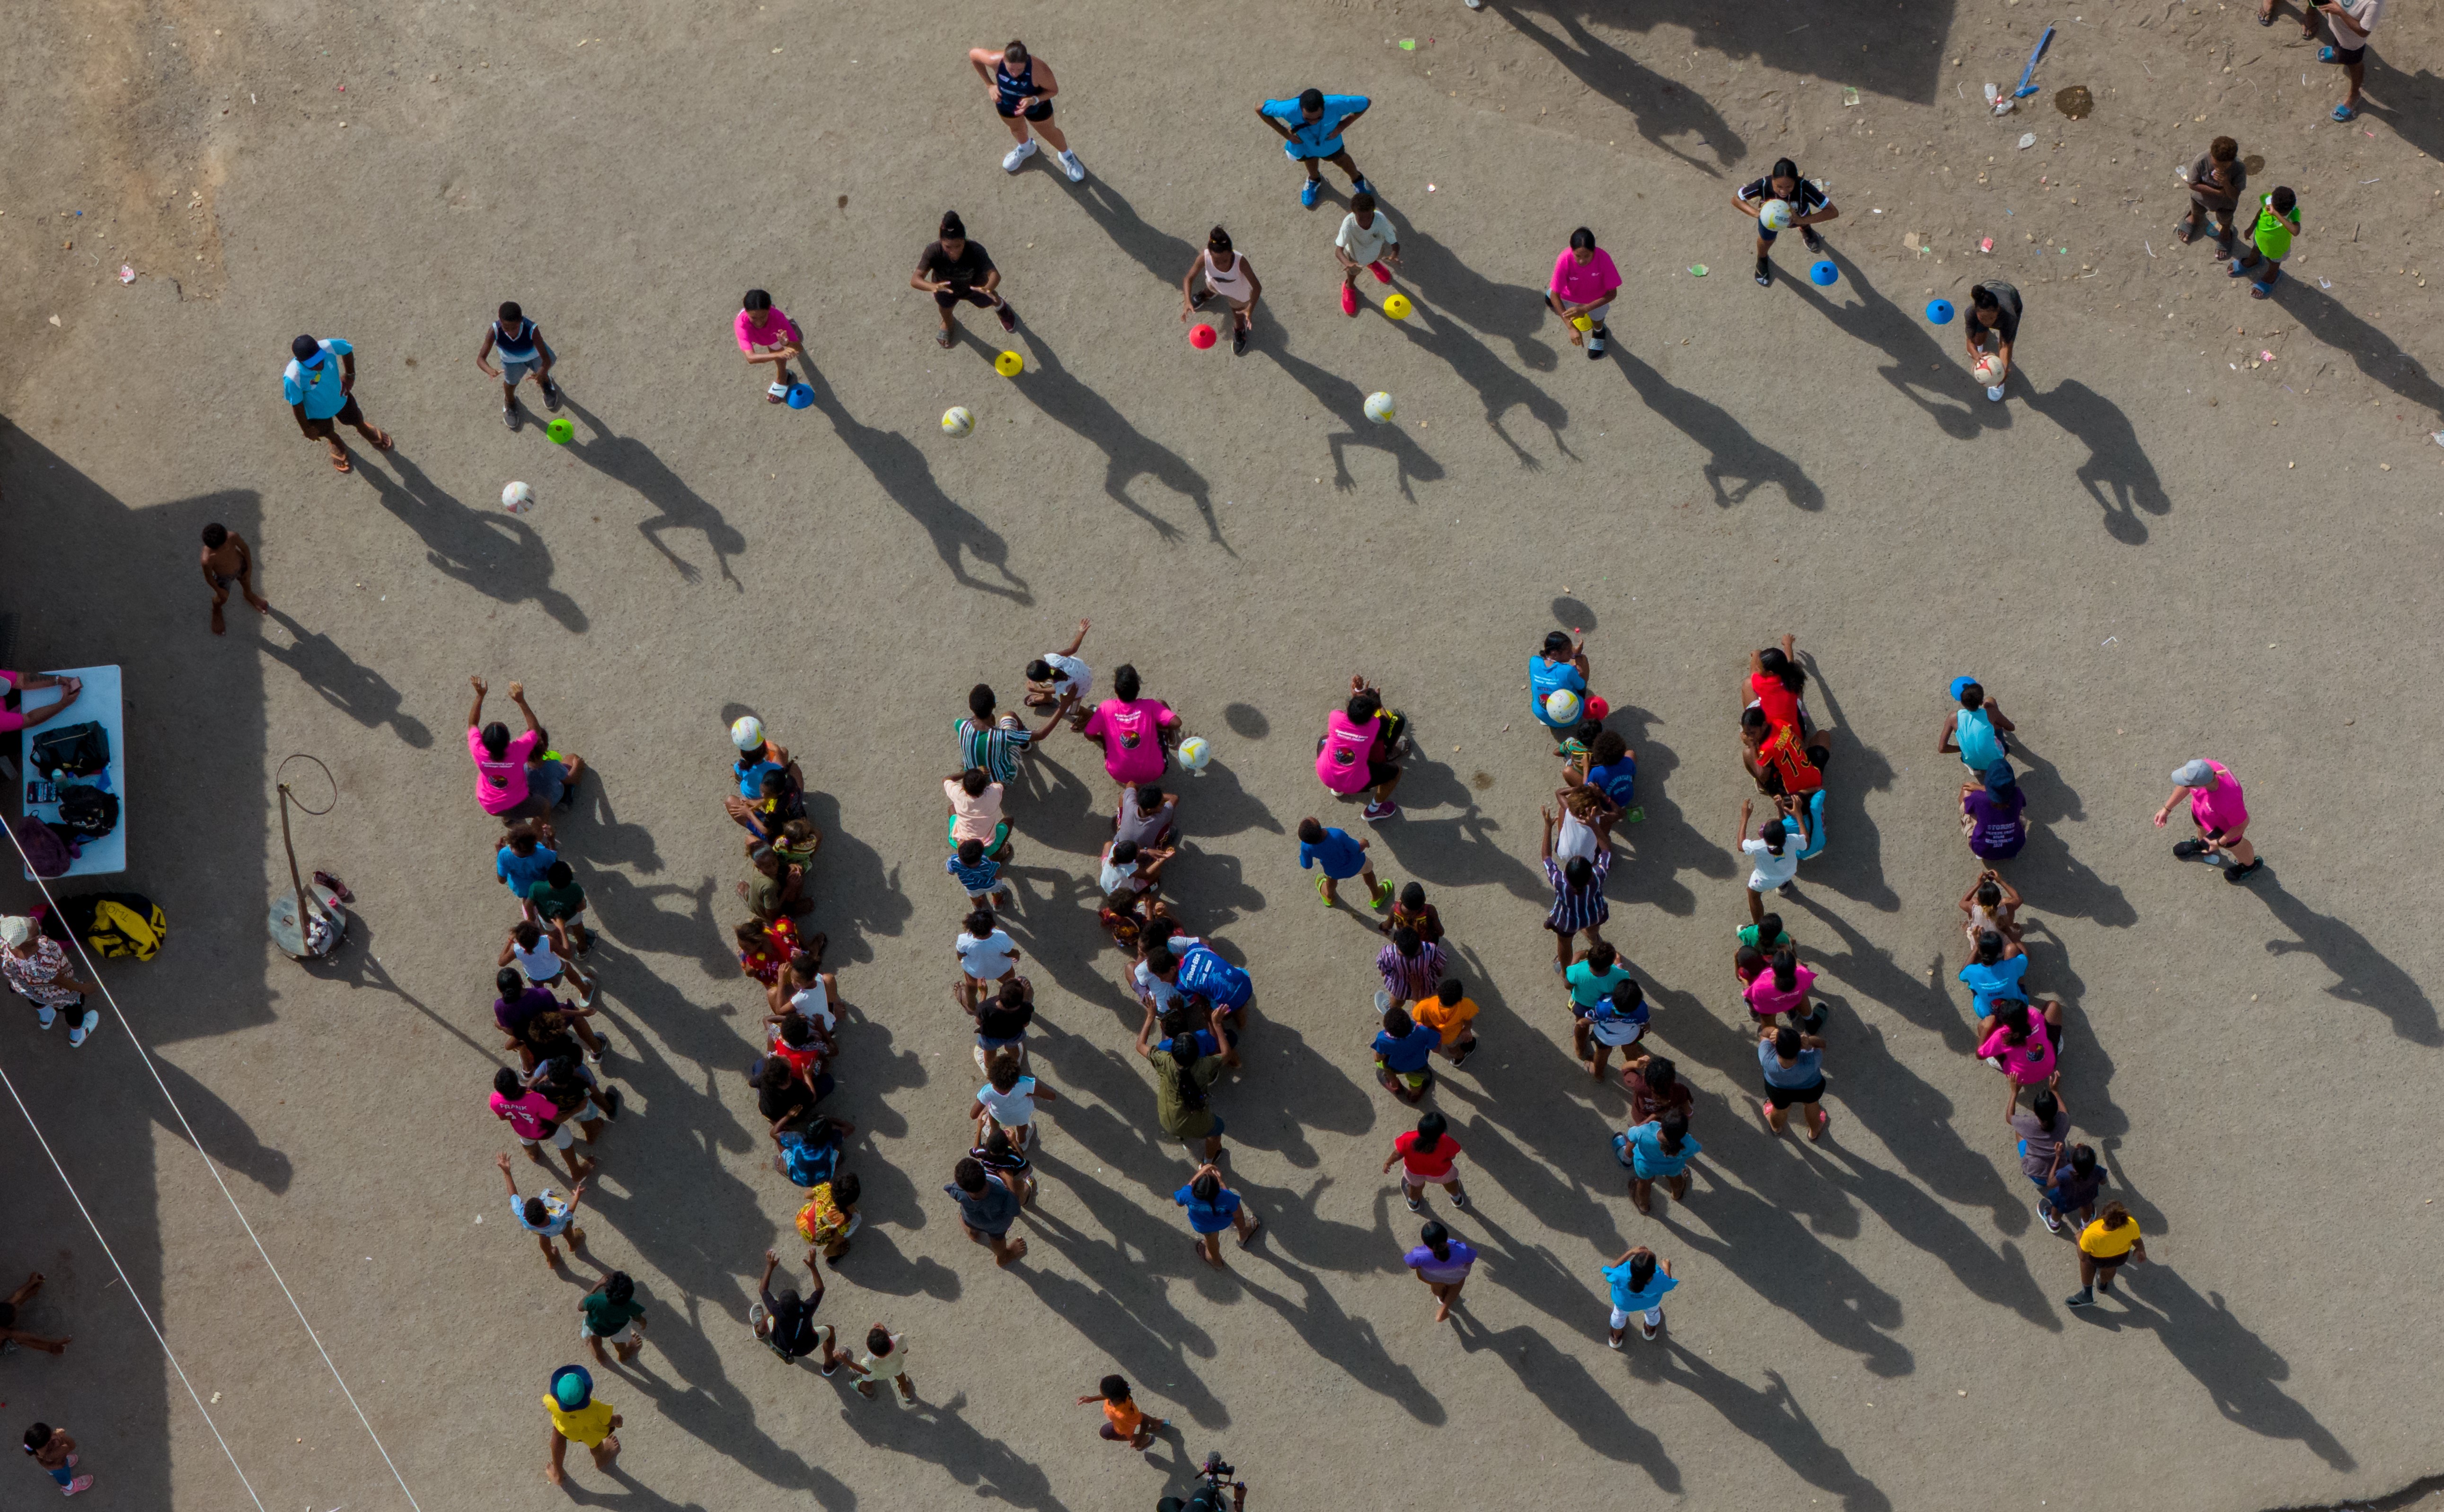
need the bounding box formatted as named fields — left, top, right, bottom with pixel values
left=476, top=300, right=562, bottom=432
left=1298, top=818, right=1391, bottom=909
left=1257, top=88, right=1375, bottom=210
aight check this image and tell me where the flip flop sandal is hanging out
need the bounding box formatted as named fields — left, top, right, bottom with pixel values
left=1315, top=876, right=1333, bottom=906
left=1238, top=1217, right=1263, bottom=1248
left=2330, top=103, right=2356, bottom=121
left=935, top=328, right=956, bottom=349
left=2173, top=221, right=2197, bottom=244
left=328, top=452, right=353, bottom=474
left=767, top=382, right=790, bottom=403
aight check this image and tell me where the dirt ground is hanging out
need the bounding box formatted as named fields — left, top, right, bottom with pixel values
left=3, top=0, right=2441, bottom=1509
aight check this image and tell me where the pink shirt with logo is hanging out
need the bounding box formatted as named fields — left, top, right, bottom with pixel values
left=2188, top=762, right=2249, bottom=834
left=1977, top=1023, right=2057, bottom=1086
left=1549, top=247, right=1622, bottom=308
left=1316, top=711, right=1379, bottom=795
left=469, top=727, right=541, bottom=816
left=490, top=1088, right=561, bottom=1141
left=1083, top=698, right=1177, bottom=785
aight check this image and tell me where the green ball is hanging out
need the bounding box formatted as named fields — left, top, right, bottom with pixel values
left=546, top=417, right=574, bottom=445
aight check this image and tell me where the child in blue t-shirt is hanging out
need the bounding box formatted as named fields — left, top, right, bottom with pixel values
left=1298, top=818, right=1391, bottom=910
left=1601, top=1246, right=1679, bottom=1345
left=1372, top=1007, right=1442, bottom=1103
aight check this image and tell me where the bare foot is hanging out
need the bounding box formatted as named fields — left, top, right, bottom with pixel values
left=996, top=1238, right=1029, bottom=1267
left=211, top=603, right=228, bottom=635
left=546, top=1463, right=565, bottom=1487
left=248, top=595, right=270, bottom=615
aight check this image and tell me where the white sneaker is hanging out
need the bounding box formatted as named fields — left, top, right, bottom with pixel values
left=1002, top=139, right=1038, bottom=173
left=1986, top=385, right=2006, bottom=403
left=69, top=1009, right=98, bottom=1047
left=1058, top=149, right=1085, bottom=183
left=35, top=1006, right=56, bottom=1030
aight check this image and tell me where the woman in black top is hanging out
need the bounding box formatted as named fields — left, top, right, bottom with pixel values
left=1732, top=157, right=1838, bottom=289
left=912, top=212, right=1017, bottom=349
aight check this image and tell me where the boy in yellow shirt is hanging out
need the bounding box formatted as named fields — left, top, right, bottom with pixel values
left=542, top=1365, right=621, bottom=1486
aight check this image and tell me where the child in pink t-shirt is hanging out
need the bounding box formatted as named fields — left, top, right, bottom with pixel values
left=2156, top=758, right=2260, bottom=882
left=1546, top=229, right=1623, bottom=358
left=1081, top=665, right=1178, bottom=787
left=1742, top=952, right=1819, bottom=1026
left=1976, top=1000, right=2063, bottom=1114
left=468, top=676, right=545, bottom=818
left=736, top=290, right=806, bottom=403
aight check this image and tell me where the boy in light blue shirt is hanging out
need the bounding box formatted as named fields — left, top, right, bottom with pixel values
left=282, top=334, right=391, bottom=472
left=1256, top=88, right=1375, bottom=209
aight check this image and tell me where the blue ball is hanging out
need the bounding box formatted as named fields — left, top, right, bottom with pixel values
left=785, top=384, right=814, bottom=409
left=1809, top=260, right=1838, bottom=286
left=1926, top=298, right=1956, bottom=325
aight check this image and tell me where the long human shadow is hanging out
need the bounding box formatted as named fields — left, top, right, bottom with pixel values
left=1641, top=1344, right=1894, bottom=1512
left=1383, top=227, right=1561, bottom=367
left=1586, top=702, right=1724, bottom=918
left=1667, top=1176, right=1912, bottom=1375
left=1259, top=335, right=1446, bottom=499
left=1452, top=1312, right=1684, bottom=1491
left=584, top=871, right=731, bottom=981
left=552, top=765, right=666, bottom=874
left=2081, top=1268, right=2355, bottom=1471
left=1006, top=1201, right=1234, bottom=1430
left=798, top=788, right=915, bottom=969
left=254, top=607, right=433, bottom=747
left=796, top=374, right=1031, bottom=602
left=1609, top=347, right=1824, bottom=510
left=1796, top=659, right=1898, bottom=912
left=1993, top=737, right=2136, bottom=929
left=827, top=1389, right=1066, bottom=1510
left=1782, top=253, right=2013, bottom=442
left=1242, top=1245, right=1449, bottom=1424
left=2018, top=378, right=2174, bottom=545
left=2356, top=52, right=2444, bottom=167
left=1381, top=262, right=1576, bottom=468
left=1807, top=1125, right=2060, bottom=1330
left=1494, top=1, right=1745, bottom=174
left=553, top=395, right=747, bottom=588
left=1172, top=755, right=1284, bottom=842
left=1058, top=174, right=1202, bottom=291
left=296, top=910, right=506, bottom=1065
left=1353, top=749, right=1539, bottom=893
left=1006, top=327, right=1227, bottom=547
left=2255, top=874, right=2442, bottom=1046
left=2278, top=277, right=2444, bottom=421
left=351, top=445, right=589, bottom=630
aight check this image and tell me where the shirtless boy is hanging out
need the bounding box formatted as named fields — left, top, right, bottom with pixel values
left=200, top=522, right=269, bottom=635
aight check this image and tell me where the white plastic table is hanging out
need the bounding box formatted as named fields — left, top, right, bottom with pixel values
left=18, top=664, right=125, bottom=879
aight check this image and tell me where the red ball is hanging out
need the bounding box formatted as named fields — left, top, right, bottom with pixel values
left=1188, top=323, right=1218, bottom=350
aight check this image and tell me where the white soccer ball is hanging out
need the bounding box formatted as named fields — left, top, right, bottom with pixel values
left=500, top=481, right=534, bottom=514
left=1363, top=391, right=1397, bottom=425
left=1758, top=200, right=1794, bottom=233
left=730, top=716, right=765, bottom=752
left=941, top=405, right=975, bottom=438
left=1973, top=354, right=2004, bottom=384
left=1177, top=735, right=1212, bottom=772
left=1544, top=689, right=1582, bottom=725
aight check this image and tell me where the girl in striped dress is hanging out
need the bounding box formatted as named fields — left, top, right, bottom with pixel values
left=1539, top=804, right=1612, bottom=972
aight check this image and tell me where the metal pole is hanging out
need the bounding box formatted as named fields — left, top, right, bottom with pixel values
left=278, top=783, right=309, bottom=953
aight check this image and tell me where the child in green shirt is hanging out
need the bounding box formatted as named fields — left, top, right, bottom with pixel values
left=2231, top=187, right=2300, bottom=299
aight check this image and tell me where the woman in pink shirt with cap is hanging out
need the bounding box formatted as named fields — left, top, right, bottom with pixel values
left=1545, top=227, right=1623, bottom=360
left=735, top=289, right=807, bottom=404
left=2155, top=758, right=2261, bottom=883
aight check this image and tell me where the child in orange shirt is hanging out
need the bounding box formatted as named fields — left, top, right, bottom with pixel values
left=1078, top=1374, right=1166, bottom=1450
left=1417, top=977, right=1479, bottom=1067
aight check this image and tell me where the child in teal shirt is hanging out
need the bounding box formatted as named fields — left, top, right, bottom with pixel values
left=2231, top=187, right=2300, bottom=299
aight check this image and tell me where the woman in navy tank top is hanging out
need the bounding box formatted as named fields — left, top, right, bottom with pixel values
left=966, top=40, right=1085, bottom=182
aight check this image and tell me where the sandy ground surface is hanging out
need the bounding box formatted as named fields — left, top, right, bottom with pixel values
left=3, top=0, right=2443, bottom=1509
